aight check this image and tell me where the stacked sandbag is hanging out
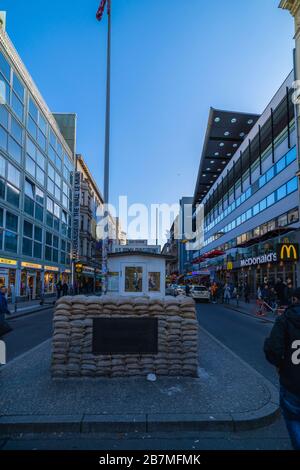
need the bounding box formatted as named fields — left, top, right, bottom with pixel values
left=51, top=295, right=198, bottom=378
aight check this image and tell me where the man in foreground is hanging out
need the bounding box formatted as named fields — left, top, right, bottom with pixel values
left=264, top=288, right=300, bottom=450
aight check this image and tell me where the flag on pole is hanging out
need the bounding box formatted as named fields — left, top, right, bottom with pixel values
left=96, top=0, right=110, bottom=21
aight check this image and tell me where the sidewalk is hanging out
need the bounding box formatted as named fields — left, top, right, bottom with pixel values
left=0, top=327, right=280, bottom=435
left=7, top=298, right=55, bottom=319
left=223, top=299, right=276, bottom=324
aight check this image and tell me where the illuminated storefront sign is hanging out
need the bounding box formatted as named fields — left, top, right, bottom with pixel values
left=240, top=253, right=277, bottom=267
left=44, top=266, right=60, bottom=272
left=0, top=258, right=17, bottom=266
left=277, top=243, right=299, bottom=262
left=21, top=262, right=42, bottom=270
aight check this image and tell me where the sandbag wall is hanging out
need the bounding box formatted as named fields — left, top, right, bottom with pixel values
left=51, top=295, right=199, bottom=378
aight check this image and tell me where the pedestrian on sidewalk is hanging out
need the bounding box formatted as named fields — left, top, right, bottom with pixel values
left=244, top=282, right=250, bottom=303
left=275, top=278, right=288, bottom=307
left=56, top=280, right=62, bottom=300
left=211, top=282, right=218, bottom=304
left=0, top=286, right=12, bottom=338
left=62, top=281, right=69, bottom=297
left=224, top=283, right=231, bottom=304
left=264, top=288, right=300, bottom=450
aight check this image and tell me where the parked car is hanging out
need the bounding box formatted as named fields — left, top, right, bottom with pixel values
left=176, top=285, right=186, bottom=296
left=190, top=285, right=210, bottom=302
left=166, top=284, right=179, bottom=296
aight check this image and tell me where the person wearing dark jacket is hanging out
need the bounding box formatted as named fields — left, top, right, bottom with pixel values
left=0, top=286, right=12, bottom=338
left=264, top=288, right=300, bottom=450
left=275, top=278, right=288, bottom=306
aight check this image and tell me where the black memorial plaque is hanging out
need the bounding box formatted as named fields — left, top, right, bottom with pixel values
left=92, top=317, right=158, bottom=355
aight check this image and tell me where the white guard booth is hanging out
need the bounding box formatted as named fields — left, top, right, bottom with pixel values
left=107, top=251, right=168, bottom=297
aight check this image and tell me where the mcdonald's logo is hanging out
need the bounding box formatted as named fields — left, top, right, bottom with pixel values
left=227, top=262, right=233, bottom=271
left=277, top=244, right=299, bottom=262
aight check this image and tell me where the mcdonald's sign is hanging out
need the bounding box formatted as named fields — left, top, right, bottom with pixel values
left=277, top=243, right=299, bottom=262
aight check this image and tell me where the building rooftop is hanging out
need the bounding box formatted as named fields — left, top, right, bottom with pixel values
left=193, top=108, right=260, bottom=205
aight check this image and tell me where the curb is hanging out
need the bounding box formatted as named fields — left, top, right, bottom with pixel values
left=0, top=329, right=280, bottom=435
left=224, top=304, right=275, bottom=324
left=7, top=305, right=54, bottom=320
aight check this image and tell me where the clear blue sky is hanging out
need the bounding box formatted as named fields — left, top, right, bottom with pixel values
left=1, top=0, right=295, bottom=239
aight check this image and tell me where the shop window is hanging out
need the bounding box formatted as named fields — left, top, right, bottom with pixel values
left=288, top=209, right=299, bottom=225
left=278, top=214, right=288, bottom=227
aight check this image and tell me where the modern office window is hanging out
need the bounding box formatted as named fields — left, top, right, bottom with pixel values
left=24, top=178, right=44, bottom=220
left=8, top=136, right=22, bottom=163
left=266, top=167, right=274, bottom=183
left=29, top=97, right=38, bottom=122
left=286, top=147, right=297, bottom=165
left=276, top=156, right=286, bottom=174
left=278, top=214, right=288, bottom=227
left=11, top=92, right=24, bottom=122
left=0, top=106, right=9, bottom=129
left=4, top=230, right=17, bottom=253
left=6, top=211, right=18, bottom=232
left=287, top=177, right=298, bottom=195
left=12, top=73, right=25, bottom=102
left=259, top=198, right=267, bottom=212
left=22, top=220, right=42, bottom=258
left=253, top=203, right=260, bottom=216
left=267, top=193, right=275, bottom=207
left=288, top=208, right=299, bottom=224
left=0, top=154, right=5, bottom=177
left=11, top=116, right=23, bottom=144
left=277, top=184, right=287, bottom=201
left=0, top=126, right=8, bottom=152
left=0, top=51, right=11, bottom=82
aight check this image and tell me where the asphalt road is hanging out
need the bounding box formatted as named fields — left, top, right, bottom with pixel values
left=4, top=308, right=54, bottom=362
left=0, top=302, right=291, bottom=450
left=195, top=302, right=278, bottom=387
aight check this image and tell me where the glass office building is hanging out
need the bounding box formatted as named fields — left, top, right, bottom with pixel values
left=192, top=71, right=300, bottom=293
left=0, top=23, right=75, bottom=299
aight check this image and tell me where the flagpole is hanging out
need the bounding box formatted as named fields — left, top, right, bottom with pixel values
left=102, top=0, right=111, bottom=295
